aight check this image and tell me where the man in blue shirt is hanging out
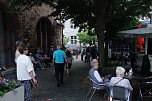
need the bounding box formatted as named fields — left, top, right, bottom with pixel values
left=52, top=45, right=67, bottom=87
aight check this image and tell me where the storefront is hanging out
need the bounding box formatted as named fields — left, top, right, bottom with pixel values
left=119, top=24, right=152, bottom=75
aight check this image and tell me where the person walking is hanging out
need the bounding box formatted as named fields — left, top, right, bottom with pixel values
left=15, top=41, right=22, bottom=63
left=66, top=50, right=73, bottom=75
left=75, top=48, right=79, bottom=59
left=52, top=45, right=67, bottom=87
left=80, top=47, right=86, bottom=61
left=16, top=43, right=37, bottom=101
left=85, top=46, right=91, bottom=62
left=90, top=45, right=98, bottom=59
left=49, top=46, right=54, bottom=63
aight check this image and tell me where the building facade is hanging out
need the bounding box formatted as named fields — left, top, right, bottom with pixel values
left=0, top=1, right=17, bottom=67
left=0, top=1, right=63, bottom=68
left=63, top=19, right=80, bottom=49
left=17, top=4, right=63, bottom=54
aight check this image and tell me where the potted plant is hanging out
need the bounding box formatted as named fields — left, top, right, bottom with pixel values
left=0, top=65, right=24, bottom=101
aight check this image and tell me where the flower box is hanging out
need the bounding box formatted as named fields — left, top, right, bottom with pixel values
left=0, top=86, right=24, bottom=101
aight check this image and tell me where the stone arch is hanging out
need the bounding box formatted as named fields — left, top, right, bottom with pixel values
left=17, top=4, right=63, bottom=54
left=36, top=17, right=55, bottom=53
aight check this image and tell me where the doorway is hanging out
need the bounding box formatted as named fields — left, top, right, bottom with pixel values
left=36, top=17, right=54, bottom=53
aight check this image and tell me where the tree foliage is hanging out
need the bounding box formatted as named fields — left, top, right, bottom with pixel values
left=63, top=35, right=70, bottom=45
left=10, top=0, right=152, bottom=37
left=77, top=30, right=97, bottom=44
left=9, top=0, right=152, bottom=69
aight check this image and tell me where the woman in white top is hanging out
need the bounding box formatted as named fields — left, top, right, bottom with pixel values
left=89, top=59, right=109, bottom=89
left=16, top=43, right=37, bottom=101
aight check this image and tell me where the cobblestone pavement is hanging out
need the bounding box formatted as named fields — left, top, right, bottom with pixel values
left=5, top=57, right=108, bottom=101
left=5, top=57, right=141, bottom=101
left=32, top=57, right=108, bottom=101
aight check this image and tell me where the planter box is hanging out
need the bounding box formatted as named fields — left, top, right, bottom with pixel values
left=0, top=86, right=24, bottom=101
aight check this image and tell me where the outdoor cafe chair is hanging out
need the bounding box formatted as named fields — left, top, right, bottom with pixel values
left=0, top=64, right=6, bottom=77
left=109, top=85, right=131, bottom=101
left=84, top=76, right=106, bottom=101
left=0, top=64, right=6, bottom=72
left=138, top=76, right=152, bottom=101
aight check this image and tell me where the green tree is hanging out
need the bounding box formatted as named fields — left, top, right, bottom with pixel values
left=63, top=35, right=70, bottom=45
left=77, top=31, right=97, bottom=45
left=10, top=0, right=152, bottom=69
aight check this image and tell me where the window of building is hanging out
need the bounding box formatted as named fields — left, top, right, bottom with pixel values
left=74, top=40, right=77, bottom=44
left=71, top=36, right=77, bottom=44
left=71, top=24, right=74, bottom=28
left=71, top=36, right=73, bottom=39
left=71, top=40, right=73, bottom=44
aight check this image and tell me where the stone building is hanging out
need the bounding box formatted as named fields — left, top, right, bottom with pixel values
left=0, top=1, right=18, bottom=67
left=18, top=4, right=63, bottom=54
left=0, top=1, right=63, bottom=68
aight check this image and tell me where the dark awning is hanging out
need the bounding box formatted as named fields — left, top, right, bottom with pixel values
left=118, top=27, right=152, bottom=38
left=117, top=24, right=152, bottom=55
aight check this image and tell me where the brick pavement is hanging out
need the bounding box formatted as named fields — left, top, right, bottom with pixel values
left=32, top=58, right=108, bottom=101
left=5, top=57, right=141, bottom=101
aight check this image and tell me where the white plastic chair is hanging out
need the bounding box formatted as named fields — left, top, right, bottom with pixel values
left=138, top=76, right=152, bottom=101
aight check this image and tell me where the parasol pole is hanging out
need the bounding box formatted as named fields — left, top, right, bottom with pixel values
left=145, top=36, right=148, bottom=55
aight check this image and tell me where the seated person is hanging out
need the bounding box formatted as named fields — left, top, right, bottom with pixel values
left=109, top=66, right=133, bottom=100
left=35, top=50, right=44, bottom=61
left=89, top=59, right=110, bottom=90
left=35, top=51, right=46, bottom=69
left=29, top=53, right=38, bottom=64
left=29, top=53, right=41, bottom=70
left=43, top=52, right=51, bottom=66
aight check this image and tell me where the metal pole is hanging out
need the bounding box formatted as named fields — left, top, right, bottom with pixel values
left=145, top=36, right=148, bottom=55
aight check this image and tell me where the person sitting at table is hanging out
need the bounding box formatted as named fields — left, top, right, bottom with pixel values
left=109, top=66, right=133, bottom=100
left=35, top=50, right=46, bottom=69
left=89, top=59, right=110, bottom=89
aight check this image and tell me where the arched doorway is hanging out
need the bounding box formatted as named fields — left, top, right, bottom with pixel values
left=36, top=17, right=54, bottom=53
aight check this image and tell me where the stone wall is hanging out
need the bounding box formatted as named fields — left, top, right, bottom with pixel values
left=0, top=1, right=63, bottom=67
left=0, top=1, right=17, bottom=66
left=17, top=3, right=63, bottom=52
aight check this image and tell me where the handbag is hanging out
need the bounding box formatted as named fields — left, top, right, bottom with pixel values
left=114, top=79, right=123, bottom=85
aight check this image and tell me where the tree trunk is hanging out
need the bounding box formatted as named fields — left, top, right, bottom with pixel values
left=95, top=0, right=106, bottom=70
